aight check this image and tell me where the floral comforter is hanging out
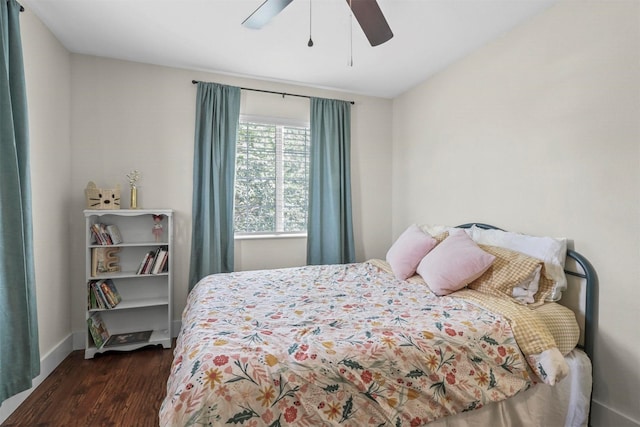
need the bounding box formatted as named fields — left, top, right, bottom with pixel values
left=160, top=262, right=538, bottom=426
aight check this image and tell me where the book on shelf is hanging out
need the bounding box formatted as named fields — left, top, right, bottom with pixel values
left=104, top=330, right=153, bottom=348
left=136, top=246, right=168, bottom=275
left=90, top=224, right=105, bottom=245
left=89, top=281, right=104, bottom=309
left=88, top=279, right=122, bottom=309
left=87, top=312, right=152, bottom=350
left=101, top=279, right=122, bottom=307
left=136, top=250, right=154, bottom=274
left=151, top=249, right=168, bottom=274
left=160, top=251, right=169, bottom=273
left=87, top=312, right=110, bottom=349
left=106, top=224, right=123, bottom=244
left=90, top=223, right=123, bottom=245
left=90, top=223, right=112, bottom=245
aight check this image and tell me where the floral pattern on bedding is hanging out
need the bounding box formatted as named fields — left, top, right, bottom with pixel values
left=160, top=262, right=536, bottom=426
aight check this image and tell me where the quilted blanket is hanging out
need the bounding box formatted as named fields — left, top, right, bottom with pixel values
left=160, top=262, right=539, bottom=426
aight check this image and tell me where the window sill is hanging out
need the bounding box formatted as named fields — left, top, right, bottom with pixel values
left=234, top=233, right=307, bottom=241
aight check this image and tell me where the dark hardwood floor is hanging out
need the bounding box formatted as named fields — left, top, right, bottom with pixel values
left=2, top=342, right=175, bottom=427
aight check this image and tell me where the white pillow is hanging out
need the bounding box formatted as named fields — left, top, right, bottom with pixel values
left=467, top=226, right=567, bottom=301
left=419, top=224, right=455, bottom=236
left=420, top=224, right=473, bottom=239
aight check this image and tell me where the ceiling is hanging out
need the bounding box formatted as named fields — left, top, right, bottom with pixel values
left=22, top=0, right=557, bottom=99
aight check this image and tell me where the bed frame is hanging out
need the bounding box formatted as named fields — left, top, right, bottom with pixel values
left=456, top=223, right=598, bottom=363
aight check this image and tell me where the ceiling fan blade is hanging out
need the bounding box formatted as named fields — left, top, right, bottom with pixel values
left=347, top=0, right=393, bottom=46
left=242, top=0, right=295, bottom=29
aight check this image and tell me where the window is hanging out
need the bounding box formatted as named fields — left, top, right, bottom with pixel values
left=234, top=116, right=310, bottom=234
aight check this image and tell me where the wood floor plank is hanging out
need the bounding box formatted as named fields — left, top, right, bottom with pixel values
left=2, top=342, right=174, bottom=427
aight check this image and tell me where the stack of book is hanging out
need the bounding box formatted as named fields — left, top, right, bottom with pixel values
left=90, top=223, right=122, bottom=245
left=136, top=246, right=169, bottom=275
left=88, top=279, right=122, bottom=309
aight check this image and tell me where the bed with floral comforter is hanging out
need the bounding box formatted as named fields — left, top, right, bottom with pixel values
left=160, top=261, right=562, bottom=426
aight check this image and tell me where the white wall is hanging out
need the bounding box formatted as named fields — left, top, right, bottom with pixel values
left=68, top=55, right=393, bottom=333
left=22, top=3, right=72, bottom=356
left=392, top=1, right=639, bottom=426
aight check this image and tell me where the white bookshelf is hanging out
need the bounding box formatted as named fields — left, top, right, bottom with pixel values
left=83, top=209, right=173, bottom=359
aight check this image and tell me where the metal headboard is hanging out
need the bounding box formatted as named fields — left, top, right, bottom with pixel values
left=456, top=223, right=598, bottom=363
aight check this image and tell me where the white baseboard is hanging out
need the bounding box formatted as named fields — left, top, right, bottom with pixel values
left=0, top=334, right=73, bottom=424
left=591, top=400, right=640, bottom=427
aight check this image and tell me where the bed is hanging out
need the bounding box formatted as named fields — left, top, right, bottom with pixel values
left=160, top=223, right=597, bottom=426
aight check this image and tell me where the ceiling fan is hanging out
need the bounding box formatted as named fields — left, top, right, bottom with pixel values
left=242, top=0, right=394, bottom=47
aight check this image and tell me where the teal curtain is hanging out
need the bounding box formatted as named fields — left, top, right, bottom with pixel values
left=188, top=82, right=241, bottom=291
left=0, top=0, right=40, bottom=405
left=307, top=98, right=355, bottom=265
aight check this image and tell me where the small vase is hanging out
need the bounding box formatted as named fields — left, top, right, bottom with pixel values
left=130, top=186, right=138, bottom=209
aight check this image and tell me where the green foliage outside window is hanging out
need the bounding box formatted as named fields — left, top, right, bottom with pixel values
left=235, top=121, right=310, bottom=233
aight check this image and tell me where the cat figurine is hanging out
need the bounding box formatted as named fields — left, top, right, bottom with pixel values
left=85, top=181, right=121, bottom=209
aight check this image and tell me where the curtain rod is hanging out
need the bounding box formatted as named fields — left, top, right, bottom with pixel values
left=191, top=80, right=354, bottom=105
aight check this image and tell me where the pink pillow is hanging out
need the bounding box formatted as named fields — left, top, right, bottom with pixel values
left=386, top=224, right=438, bottom=280
left=416, top=228, right=495, bottom=295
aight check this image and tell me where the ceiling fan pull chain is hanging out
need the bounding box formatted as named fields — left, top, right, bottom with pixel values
left=307, top=0, right=314, bottom=47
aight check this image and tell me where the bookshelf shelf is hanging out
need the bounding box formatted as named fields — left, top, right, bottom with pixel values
left=88, top=241, right=169, bottom=248
left=88, top=296, right=169, bottom=312
left=90, top=271, right=170, bottom=280
left=84, top=209, right=173, bottom=359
